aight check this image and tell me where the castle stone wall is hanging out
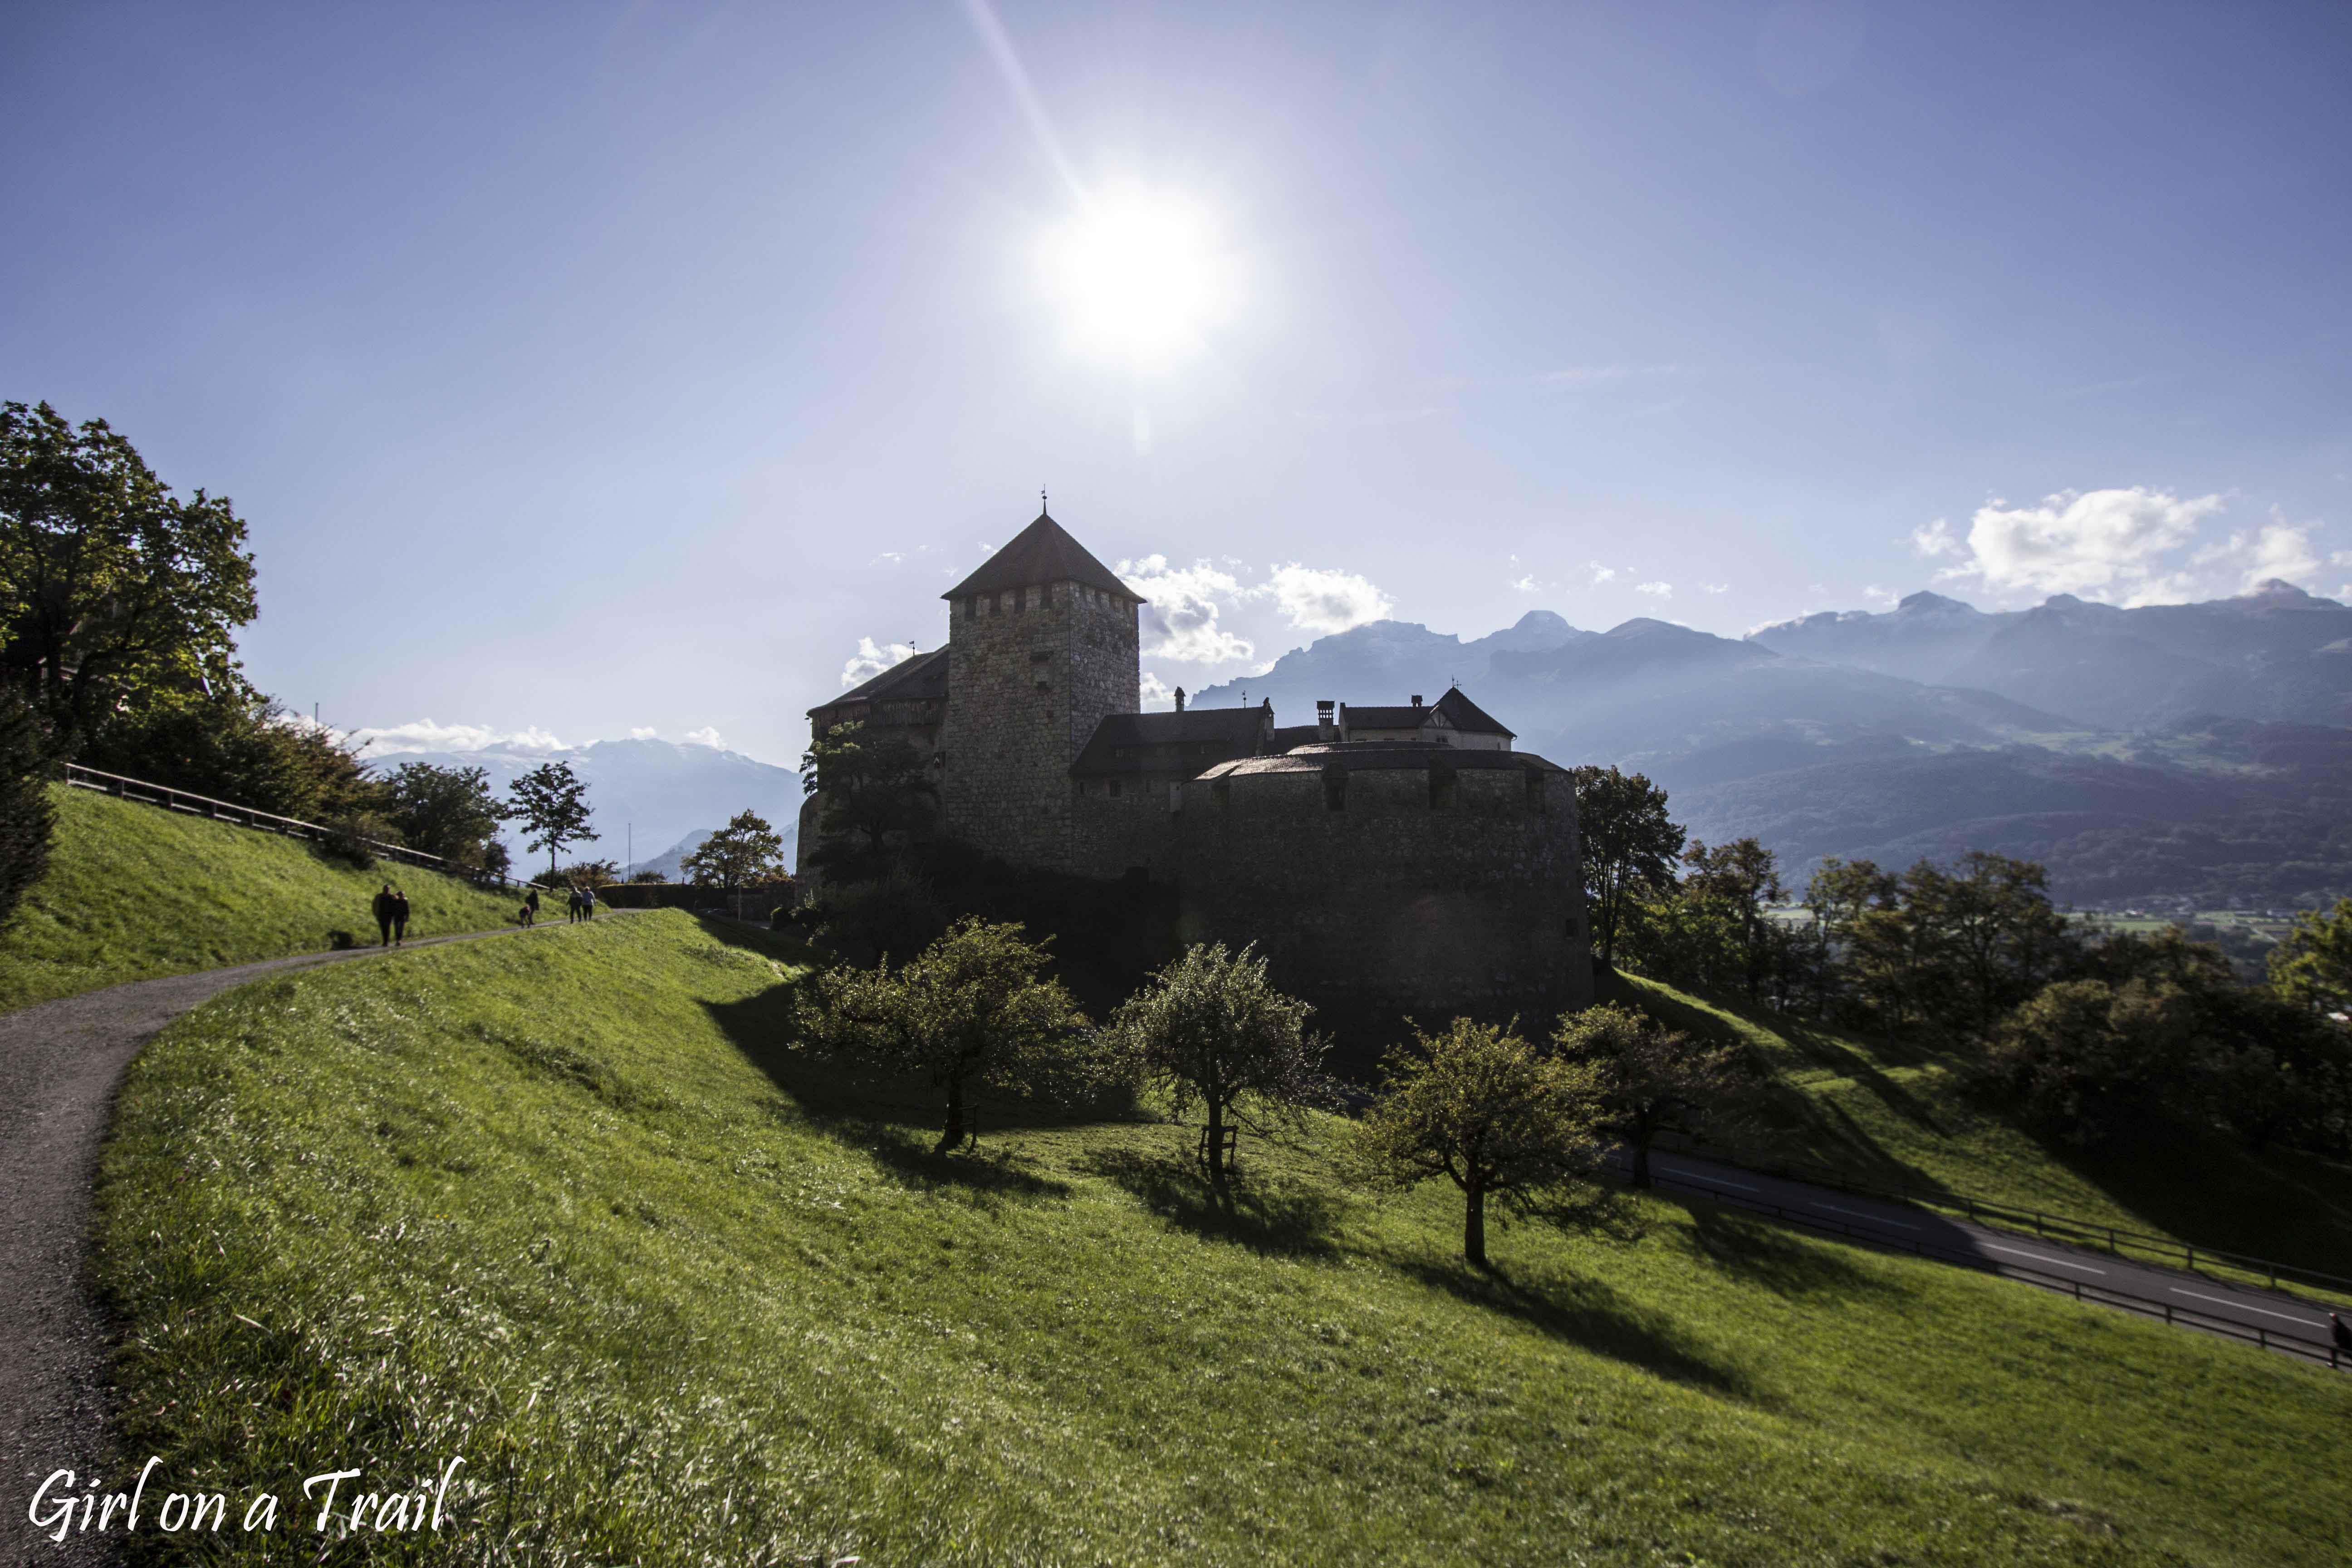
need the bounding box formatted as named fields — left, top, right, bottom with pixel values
left=940, top=581, right=1138, bottom=872
left=1173, top=759, right=1591, bottom=1029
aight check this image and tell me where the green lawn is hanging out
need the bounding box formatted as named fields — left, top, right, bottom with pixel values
left=1621, top=973, right=2352, bottom=1282
left=0, top=784, right=527, bottom=1010
left=93, top=913, right=2352, bottom=1565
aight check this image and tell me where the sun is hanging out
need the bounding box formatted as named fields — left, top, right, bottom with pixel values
left=1047, top=191, right=1227, bottom=366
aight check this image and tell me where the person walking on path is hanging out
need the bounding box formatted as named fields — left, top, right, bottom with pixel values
left=567, top=887, right=585, bottom=924
left=524, top=886, right=540, bottom=927
left=581, top=885, right=598, bottom=921
left=391, top=887, right=411, bottom=946
left=372, top=884, right=397, bottom=947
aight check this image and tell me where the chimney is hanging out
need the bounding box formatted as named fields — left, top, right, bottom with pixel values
left=1174, top=686, right=1186, bottom=713
left=1316, top=700, right=1336, bottom=743
left=1411, top=694, right=1423, bottom=709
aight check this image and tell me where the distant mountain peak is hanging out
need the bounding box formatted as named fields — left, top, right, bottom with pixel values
left=2241, top=578, right=2317, bottom=601
left=1896, top=590, right=1979, bottom=615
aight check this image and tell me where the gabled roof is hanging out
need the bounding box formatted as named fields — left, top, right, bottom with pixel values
left=808, top=645, right=948, bottom=716
left=1342, top=703, right=1452, bottom=730
left=944, top=512, right=1141, bottom=603
left=1070, top=707, right=1268, bottom=778
left=1434, top=686, right=1513, bottom=738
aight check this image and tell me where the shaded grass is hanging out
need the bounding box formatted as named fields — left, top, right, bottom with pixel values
left=1622, top=972, right=2352, bottom=1279
left=0, top=785, right=527, bottom=1009
left=92, top=912, right=2352, bottom=1565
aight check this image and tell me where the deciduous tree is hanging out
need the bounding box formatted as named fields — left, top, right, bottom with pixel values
left=0, top=688, right=54, bottom=930
left=2272, top=899, right=2352, bottom=1020
left=1348, top=1018, right=1606, bottom=1269
left=506, top=760, right=596, bottom=880
left=800, top=720, right=934, bottom=873
left=1570, top=766, right=1684, bottom=965
left=1552, top=1003, right=1743, bottom=1189
left=382, top=762, right=504, bottom=862
left=798, top=916, right=1094, bottom=1153
left=0, top=402, right=258, bottom=744
left=1104, top=942, right=1328, bottom=1186
left=682, top=809, right=788, bottom=891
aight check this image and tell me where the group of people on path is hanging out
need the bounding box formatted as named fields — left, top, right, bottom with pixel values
left=370, top=885, right=411, bottom=947
left=514, top=884, right=598, bottom=928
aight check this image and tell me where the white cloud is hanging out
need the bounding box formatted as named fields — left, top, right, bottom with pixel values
left=629, top=726, right=658, bottom=740
left=1949, top=487, right=2225, bottom=603
left=2333, top=550, right=2352, bottom=568
left=1256, top=563, right=1394, bottom=634
left=841, top=636, right=918, bottom=688
left=1910, top=519, right=1959, bottom=558
left=348, top=720, right=567, bottom=756
left=1587, top=561, right=1618, bottom=585
left=2233, top=521, right=2319, bottom=590
left=870, top=550, right=904, bottom=564
left=1138, top=671, right=1176, bottom=710
left=1510, top=574, right=1539, bottom=593
left=1118, top=554, right=1254, bottom=664
left=1701, top=582, right=1730, bottom=595
left=683, top=726, right=726, bottom=749
left=1863, top=583, right=1898, bottom=606
left=1636, top=581, right=1673, bottom=598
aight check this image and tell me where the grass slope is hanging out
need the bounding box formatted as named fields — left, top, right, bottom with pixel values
left=1622, top=973, right=2352, bottom=1281
left=95, top=913, right=2351, bottom=1566
left=0, top=785, right=525, bottom=1010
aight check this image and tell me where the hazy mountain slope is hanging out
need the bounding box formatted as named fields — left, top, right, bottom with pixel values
left=365, top=736, right=799, bottom=873
left=1192, top=609, right=1583, bottom=711
left=1751, top=581, right=2352, bottom=730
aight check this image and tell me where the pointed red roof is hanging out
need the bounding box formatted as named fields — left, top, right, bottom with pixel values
left=942, top=511, right=1140, bottom=603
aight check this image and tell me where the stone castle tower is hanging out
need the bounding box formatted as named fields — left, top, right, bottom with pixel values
left=936, top=510, right=1143, bottom=872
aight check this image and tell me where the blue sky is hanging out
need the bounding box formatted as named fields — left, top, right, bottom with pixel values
left=5, top=1, right=2348, bottom=764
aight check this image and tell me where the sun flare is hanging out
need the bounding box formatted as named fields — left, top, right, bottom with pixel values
left=1048, top=191, right=1227, bottom=365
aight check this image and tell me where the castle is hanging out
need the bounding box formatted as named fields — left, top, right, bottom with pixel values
left=802, top=508, right=1593, bottom=1024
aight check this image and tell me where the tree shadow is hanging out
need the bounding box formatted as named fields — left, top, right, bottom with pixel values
left=859, top=1124, right=1074, bottom=1204
left=1672, top=1195, right=1907, bottom=1302
left=1084, top=1145, right=1347, bottom=1258
left=1388, top=1252, right=1760, bottom=1403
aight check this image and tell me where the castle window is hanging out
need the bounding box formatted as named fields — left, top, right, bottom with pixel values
left=1525, top=769, right=1547, bottom=813
left=1429, top=765, right=1457, bottom=810
left=1000, top=591, right=1014, bottom=613
left=1108, top=779, right=1122, bottom=798
left=1025, top=585, right=1041, bottom=610
left=1323, top=764, right=1347, bottom=812
left=1035, top=680, right=1052, bottom=694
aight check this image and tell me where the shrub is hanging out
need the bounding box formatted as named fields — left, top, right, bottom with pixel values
left=319, top=811, right=399, bottom=871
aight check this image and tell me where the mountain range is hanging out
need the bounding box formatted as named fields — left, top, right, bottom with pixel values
left=362, top=737, right=799, bottom=878
left=1197, top=583, right=2352, bottom=907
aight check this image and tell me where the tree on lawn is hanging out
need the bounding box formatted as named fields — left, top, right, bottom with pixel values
left=506, top=760, right=596, bottom=881
left=382, top=762, right=504, bottom=861
left=798, top=916, right=1094, bottom=1153
left=682, top=808, right=787, bottom=891
left=1553, top=1003, right=1744, bottom=1189
left=1570, top=766, right=1685, bottom=965
left=0, top=402, right=258, bottom=745
left=800, top=720, right=934, bottom=873
left=1103, top=941, right=1328, bottom=1187
left=1348, top=1018, right=1607, bottom=1269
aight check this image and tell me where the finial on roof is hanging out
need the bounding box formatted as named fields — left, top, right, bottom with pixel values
left=1041, top=485, right=1049, bottom=514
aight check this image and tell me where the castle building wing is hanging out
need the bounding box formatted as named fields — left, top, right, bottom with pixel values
left=943, top=511, right=1142, bottom=603
left=1433, top=686, right=1514, bottom=741
left=1070, top=707, right=1270, bottom=779
left=809, top=644, right=949, bottom=718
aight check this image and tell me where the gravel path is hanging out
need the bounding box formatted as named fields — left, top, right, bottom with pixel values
left=0, top=921, right=583, bottom=1562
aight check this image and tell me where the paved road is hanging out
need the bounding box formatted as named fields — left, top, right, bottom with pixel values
left=0, top=918, right=610, bottom=1564
left=1641, top=1149, right=2347, bottom=1368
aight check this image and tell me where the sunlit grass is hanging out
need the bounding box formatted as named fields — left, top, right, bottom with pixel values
left=91, top=913, right=2352, bottom=1565
left=0, top=785, right=526, bottom=1009
left=1623, top=974, right=2352, bottom=1279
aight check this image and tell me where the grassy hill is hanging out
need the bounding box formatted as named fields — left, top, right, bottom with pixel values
left=94, top=913, right=2352, bottom=1565
left=0, top=784, right=527, bottom=1010
left=1621, top=973, right=2352, bottom=1282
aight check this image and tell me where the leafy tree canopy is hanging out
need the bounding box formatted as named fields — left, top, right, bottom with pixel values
left=506, top=760, right=596, bottom=878
left=801, top=720, right=934, bottom=872
left=1103, top=941, right=1327, bottom=1183
left=382, top=762, right=504, bottom=862
left=1552, top=1003, right=1743, bottom=1189
left=1570, top=765, right=1684, bottom=965
left=798, top=916, right=1097, bottom=1153
left=2272, top=898, right=2352, bottom=1019
left=1348, top=1018, right=1607, bottom=1269
left=683, top=808, right=788, bottom=891
left=0, top=402, right=257, bottom=742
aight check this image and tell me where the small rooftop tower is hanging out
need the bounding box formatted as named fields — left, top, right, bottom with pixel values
left=938, top=506, right=1143, bottom=871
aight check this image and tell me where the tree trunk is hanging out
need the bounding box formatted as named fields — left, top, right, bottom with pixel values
left=1630, top=1131, right=1652, bottom=1189
left=1205, top=1096, right=1228, bottom=1186
left=936, top=1077, right=965, bottom=1155
left=1464, top=1181, right=1487, bottom=1269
